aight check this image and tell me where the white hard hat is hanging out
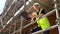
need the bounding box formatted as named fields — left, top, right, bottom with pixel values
left=33, top=3, right=40, bottom=8
left=33, top=3, right=39, bottom=5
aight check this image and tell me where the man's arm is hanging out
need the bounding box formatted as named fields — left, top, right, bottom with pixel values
left=31, top=17, right=35, bottom=23
left=28, top=14, right=35, bottom=23
left=30, top=12, right=44, bottom=22
left=33, top=14, right=43, bottom=18
left=30, top=12, right=36, bottom=23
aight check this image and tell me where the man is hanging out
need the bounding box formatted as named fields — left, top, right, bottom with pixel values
left=31, top=3, right=50, bottom=34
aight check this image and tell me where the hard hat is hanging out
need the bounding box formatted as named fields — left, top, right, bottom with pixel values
left=33, top=3, right=40, bottom=6
left=33, top=3, right=40, bottom=8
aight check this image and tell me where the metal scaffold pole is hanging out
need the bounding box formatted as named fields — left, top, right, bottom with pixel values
left=20, top=16, right=23, bottom=34
left=54, top=0, right=60, bottom=34
left=9, top=23, right=12, bottom=34
left=24, top=0, right=26, bottom=11
left=14, top=22, right=16, bottom=34
left=1, top=17, right=3, bottom=28
left=1, top=19, right=3, bottom=27
left=19, top=0, right=26, bottom=33
left=32, top=25, right=57, bottom=34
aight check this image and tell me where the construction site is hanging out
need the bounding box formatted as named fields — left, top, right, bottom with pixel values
left=0, top=0, right=60, bottom=34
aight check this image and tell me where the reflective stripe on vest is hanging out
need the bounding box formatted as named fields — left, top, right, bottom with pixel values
left=36, top=8, right=43, bottom=21
left=36, top=8, right=43, bottom=23
left=36, top=8, right=50, bottom=30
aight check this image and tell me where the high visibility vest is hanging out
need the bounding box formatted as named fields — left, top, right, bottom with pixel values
left=36, top=8, right=50, bottom=30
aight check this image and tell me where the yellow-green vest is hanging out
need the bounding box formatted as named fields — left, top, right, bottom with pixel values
left=36, top=8, right=50, bottom=30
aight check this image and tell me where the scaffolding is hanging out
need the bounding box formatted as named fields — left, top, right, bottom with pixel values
left=0, top=0, right=60, bottom=34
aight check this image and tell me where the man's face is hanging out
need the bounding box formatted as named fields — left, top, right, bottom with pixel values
left=34, top=5, right=40, bottom=12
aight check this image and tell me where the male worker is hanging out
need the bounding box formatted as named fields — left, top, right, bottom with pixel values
left=31, top=3, right=50, bottom=34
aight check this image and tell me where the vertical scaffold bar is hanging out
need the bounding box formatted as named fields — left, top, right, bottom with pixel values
left=1, top=17, right=3, bottom=27
left=9, top=23, right=12, bottom=34
left=24, top=0, right=26, bottom=11
left=14, top=22, right=16, bottom=34
left=20, top=16, right=23, bottom=34
left=54, top=0, right=60, bottom=34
